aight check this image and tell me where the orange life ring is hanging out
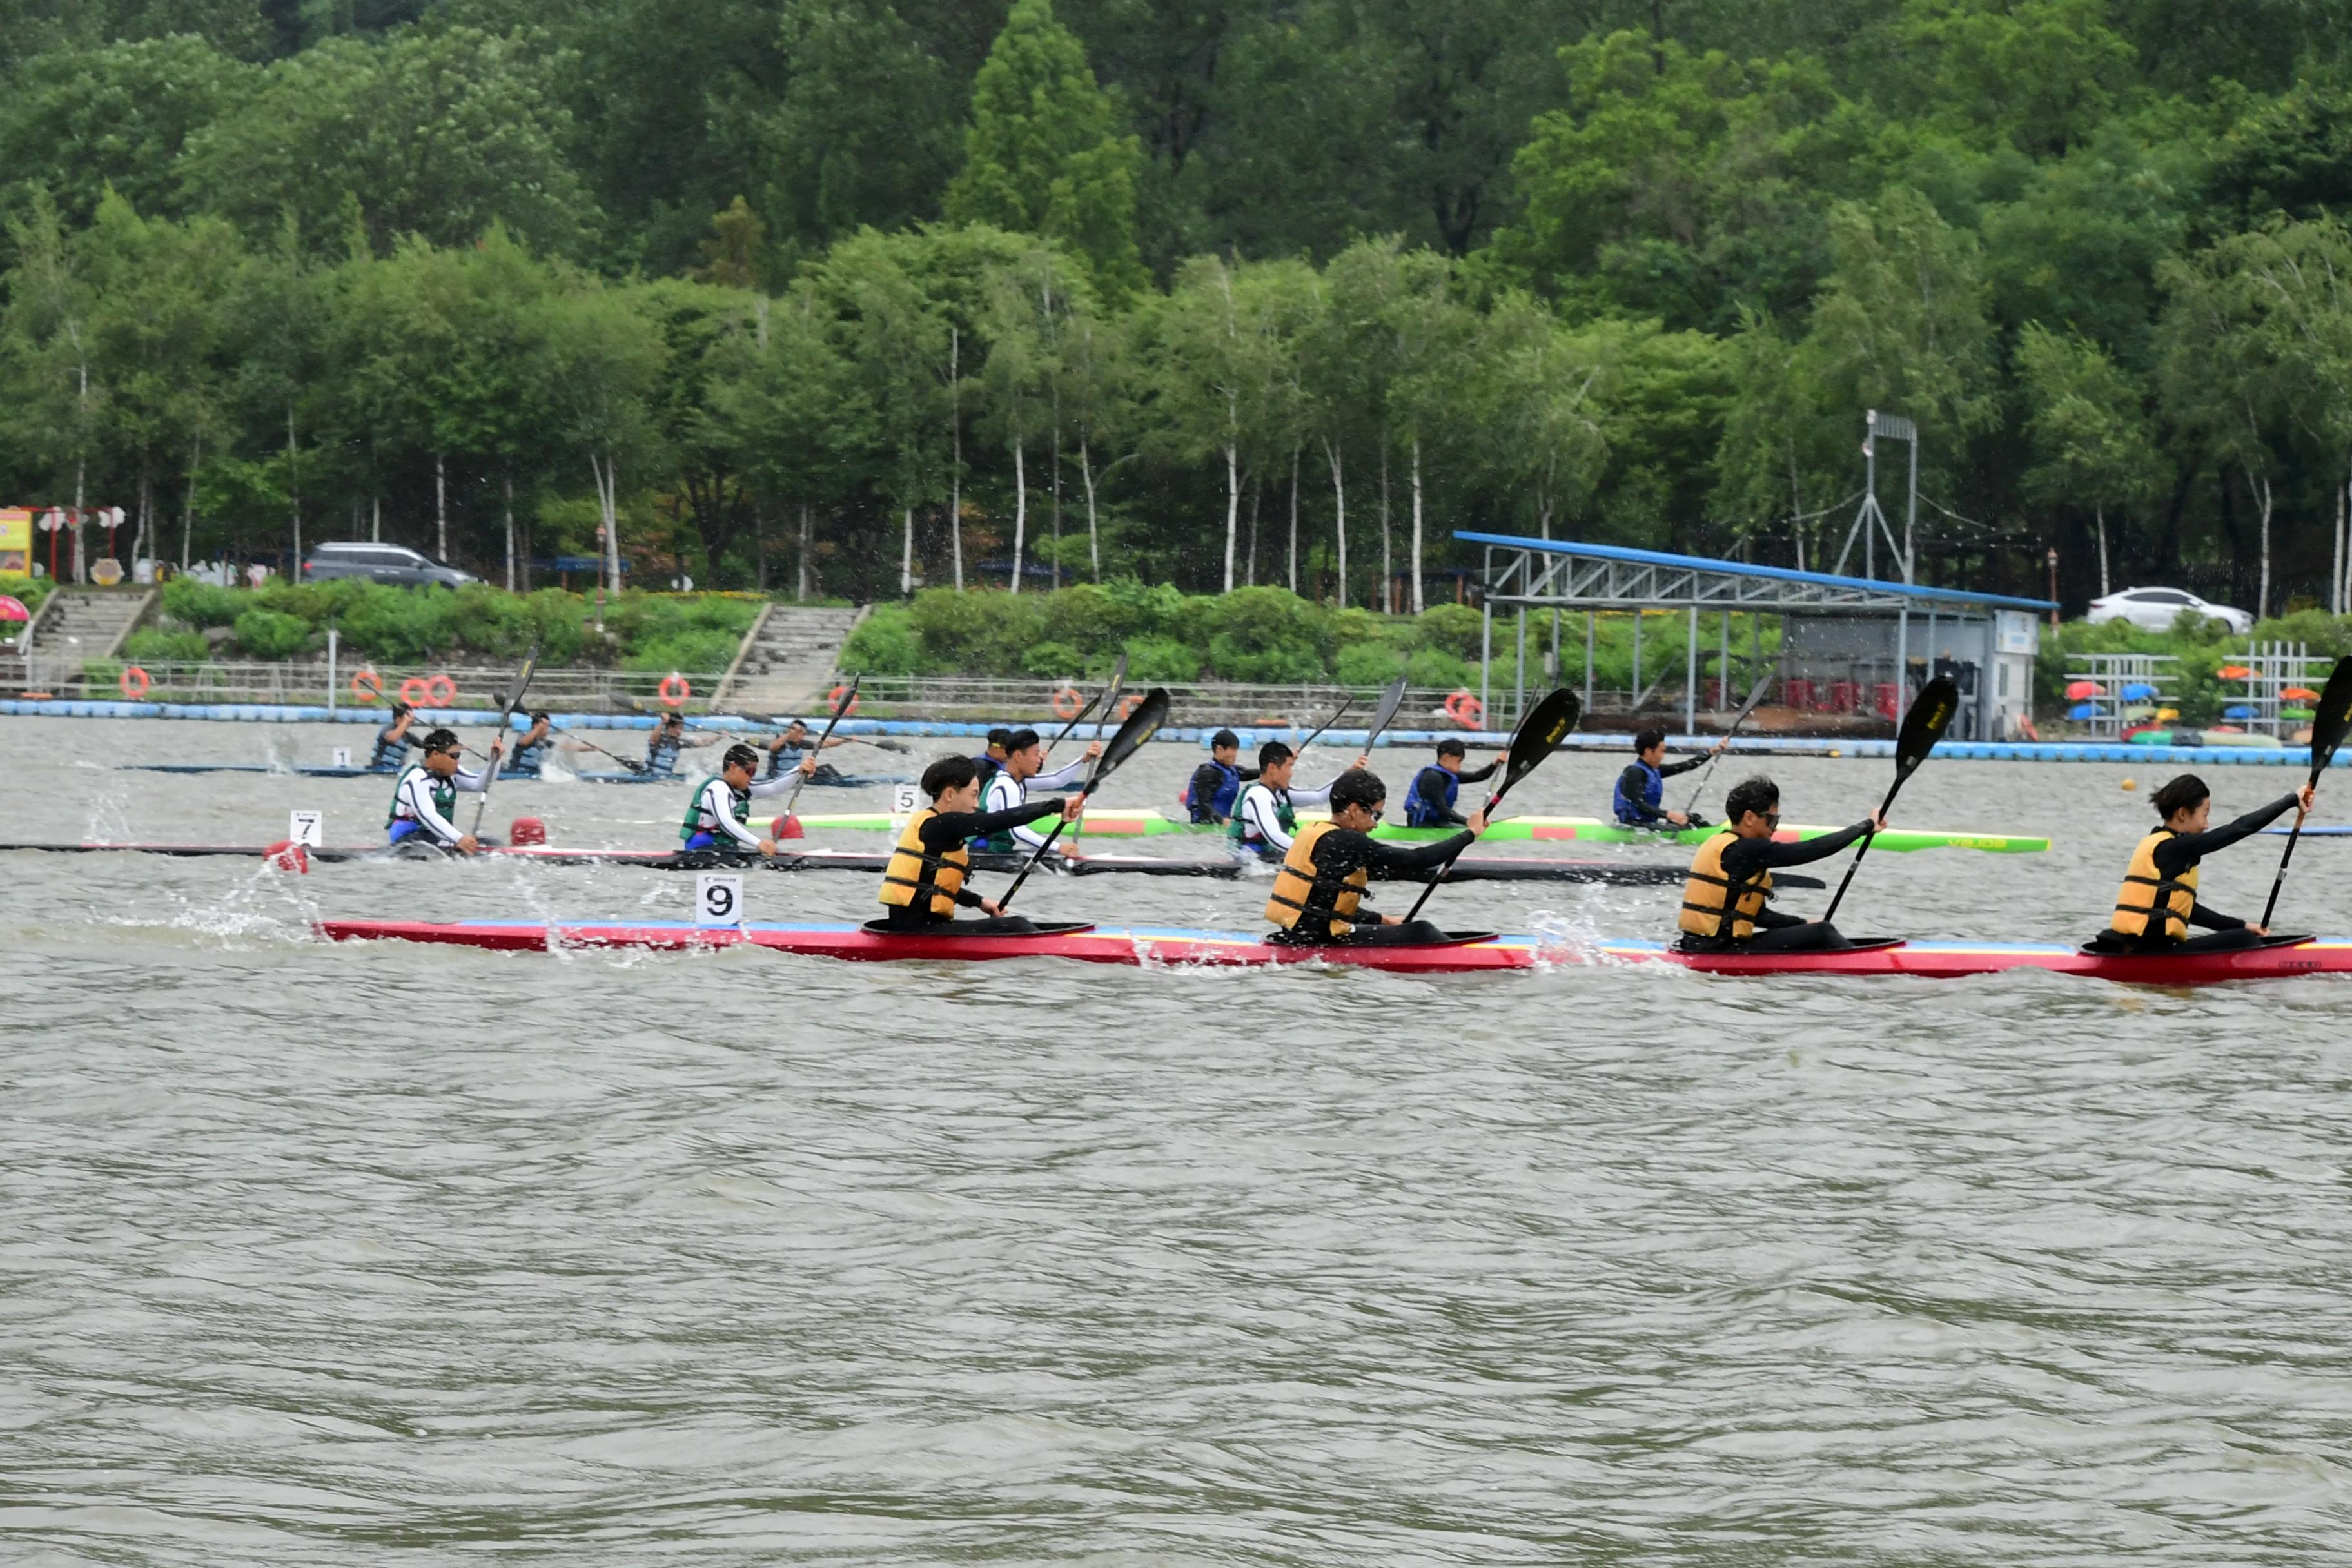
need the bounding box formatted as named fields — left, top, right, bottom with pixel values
left=1052, top=685, right=1083, bottom=720
left=398, top=676, right=432, bottom=705
left=426, top=674, right=457, bottom=707
left=119, top=665, right=150, bottom=700
left=351, top=669, right=384, bottom=702
left=2019, top=714, right=2041, bottom=742
left=660, top=672, right=692, bottom=707
left=1119, top=693, right=1143, bottom=719
left=1444, top=689, right=1484, bottom=729
left=827, top=683, right=859, bottom=716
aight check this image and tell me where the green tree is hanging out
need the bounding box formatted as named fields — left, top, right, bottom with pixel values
left=766, top=0, right=962, bottom=259
left=944, top=0, right=1146, bottom=300
left=0, top=192, right=103, bottom=579
left=2016, top=323, right=2158, bottom=596
left=181, top=26, right=596, bottom=259
left=0, top=36, right=253, bottom=232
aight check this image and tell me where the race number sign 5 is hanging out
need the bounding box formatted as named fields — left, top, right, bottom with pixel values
left=695, top=872, right=745, bottom=928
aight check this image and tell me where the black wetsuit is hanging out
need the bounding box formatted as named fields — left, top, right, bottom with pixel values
left=1269, top=825, right=1476, bottom=946
left=1680, top=819, right=1876, bottom=954
left=879, top=798, right=1063, bottom=931
left=2094, top=793, right=2303, bottom=954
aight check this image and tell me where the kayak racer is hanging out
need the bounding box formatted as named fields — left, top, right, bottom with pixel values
left=976, top=727, right=1101, bottom=853
left=2090, top=773, right=2316, bottom=954
left=1676, top=775, right=1883, bottom=953
left=877, top=755, right=1083, bottom=932
left=386, top=727, right=503, bottom=854
left=1613, top=726, right=1727, bottom=829
left=1263, top=767, right=1487, bottom=945
left=1230, top=740, right=1367, bottom=864
left=1402, top=739, right=1502, bottom=827
left=680, top=743, right=804, bottom=857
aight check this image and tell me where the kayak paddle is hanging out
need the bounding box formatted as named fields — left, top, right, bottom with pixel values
left=562, top=733, right=650, bottom=774
left=1043, top=654, right=1123, bottom=763
left=2256, top=653, right=2352, bottom=929
left=1399, top=687, right=1583, bottom=925
left=998, top=687, right=1169, bottom=911
left=1681, top=664, right=1779, bottom=816
left=1291, top=695, right=1356, bottom=756
left=1362, top=673, right=1410, bottom=751
left=1819, top=674, right=1960, bottom=925
left=466, top=645, right=539, bottom=836
left=776, top=673, right=863, bottom=828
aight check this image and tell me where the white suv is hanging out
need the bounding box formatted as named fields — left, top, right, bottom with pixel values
left=2085, top=585, right=2253, bottom=635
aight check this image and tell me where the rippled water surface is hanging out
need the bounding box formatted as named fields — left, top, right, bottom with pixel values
left=8, top=716, right=2352, bottom=1563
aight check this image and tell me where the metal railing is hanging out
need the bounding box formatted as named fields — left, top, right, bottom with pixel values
left=827, top=676, right=1505, bottom=730
left=8, top=656, right=736, bottom=712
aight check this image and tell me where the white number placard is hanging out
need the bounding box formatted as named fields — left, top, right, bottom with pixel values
left=331, top=747, right=352, bottom=769
left=890, top=782, right=921, bottom=828
left=288, top=809, right=324, bottom=847
left=696, top=872, right=744, bottom=927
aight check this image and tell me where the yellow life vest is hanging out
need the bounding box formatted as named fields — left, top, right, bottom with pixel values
left=878, top=807, right=968, bottom=917
left=1264, top=819, right=1366, bottom=936
left=2112, top=828, right=2196, bottom=939
left=1678, top=827, right=1773, bottom=939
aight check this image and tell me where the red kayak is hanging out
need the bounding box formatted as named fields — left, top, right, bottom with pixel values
left=313, top=919, right=2352, bottom=984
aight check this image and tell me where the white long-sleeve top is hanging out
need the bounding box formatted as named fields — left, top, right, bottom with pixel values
left=389, top=762, right=491, bottom=845
left=982, top=761, right=1086, bottom=851
left=689, top=772, right=797, bottom=849
left=1233, top=776, right=1337, bottom=854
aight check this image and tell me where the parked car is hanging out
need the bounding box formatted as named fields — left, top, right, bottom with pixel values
left=300, top=542, right=478, bottom=589
left=2085, top=585, right=2253, bottom=636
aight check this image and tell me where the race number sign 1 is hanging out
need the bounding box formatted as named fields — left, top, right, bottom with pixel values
left=331, top=747, right=352, bottom=769
left=695, top=872, right=745, bottom=928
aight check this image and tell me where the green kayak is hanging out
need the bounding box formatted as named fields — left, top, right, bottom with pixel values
left=789, top=807, right=2048, bottom=854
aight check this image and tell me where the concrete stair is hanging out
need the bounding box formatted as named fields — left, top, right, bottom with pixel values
left=15, top=589, right=152, bottom=692
left=718, top=605, right=864, bottom=715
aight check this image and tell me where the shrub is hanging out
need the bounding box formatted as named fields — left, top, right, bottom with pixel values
left=0, top=573, right=50, bottom=616
left=1406, top=648, right=1475, bottom=689
left=122, top=627, right=210, bottom=663
left=1336, top=640, right=1406, bottom=685
left=839, top=605, right=923, bottom=674
left=622, top=629, right=740, bottom=674
left=1021, top=640, right=1088, bottom=679
left=1201, top=585, right=1332, bottom=680
left=233, top=607, right=310, bottom=659
left=160, top=576, right=244, bottom=627
left=1412, top=602, right=1484, bottom=658
left=910, top=587, right=1044, bottom=672
left=1121, top=635, right=1202, bottom=681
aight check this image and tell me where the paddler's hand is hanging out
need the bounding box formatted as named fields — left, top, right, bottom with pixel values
left=2249, top=923, right=2271, bottom=937
left=1867, top=808, right=1888, bottom=834
left=799, top=755, right=819, bottom=777
left=456, top=833, right=481, bottom=855
left=1665, top=809, right=1691, bottom=827
left=979, top=896, right=1005, bottom=916
left=1710, top=738, right=1729, bottom=754
left=1083, top=740, right=1104, bottom=760
left=1465, top=806, right=1491, bottom=835
left=2296, top=781, right=2317, bottom=816
left=1060, top=794, right=1086, bottom=821
left=758, top=837, right=778, bottom=856
left=1350, top=753, right=1369, bottom=769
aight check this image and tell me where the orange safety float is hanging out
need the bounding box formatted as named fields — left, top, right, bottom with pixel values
left=351, top=668, right=384, bottom=703
left=1444, top=689, right=1484, bottom=729
left=1052, top=685, right=1083, bottom=720
left=827, top=682, right=859, bottom=717
left=398, top=676, right=432, bottom=705
left=660, top=672, right=692, bottom=707
left=425, top=673, right=457, bottom=707
left=1119, top=693, right=1144, bottom=720
left=119, top=665, right=150, bottom=700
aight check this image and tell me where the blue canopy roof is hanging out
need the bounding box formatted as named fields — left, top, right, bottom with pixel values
left=1453, top=531, right=2058, bottom=613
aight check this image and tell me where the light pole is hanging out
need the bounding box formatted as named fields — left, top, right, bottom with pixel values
left=2045, top=547, right=2060, bottom=630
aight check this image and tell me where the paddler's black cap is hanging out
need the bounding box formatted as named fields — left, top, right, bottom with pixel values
left=986, top=727, right=1014, bottom=754
left=1329, top=767, right=1384, bottom=814
left=420, top=727, right=460, bottom=755
left=1724, top=775, right=1779, bottom=823
left=1211, top=729, right=1239, bottom=750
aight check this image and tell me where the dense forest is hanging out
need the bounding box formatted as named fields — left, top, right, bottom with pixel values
left=6, top=0, right=2352, bottom=615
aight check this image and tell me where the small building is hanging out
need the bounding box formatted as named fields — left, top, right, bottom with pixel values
left=1455, top=531, right=2055, bottom=741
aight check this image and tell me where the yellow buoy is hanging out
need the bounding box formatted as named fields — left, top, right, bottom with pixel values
left=2122, top=778, right=2137, bottom=791
left=1827, top=747, right=1842, bottom=758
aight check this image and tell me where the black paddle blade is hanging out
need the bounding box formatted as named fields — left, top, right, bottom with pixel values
left=1095, top=687, right=1170, bottom=777
left=1893, top=675, right=1961, bottom=777
left=1730, top=665, right=1777, bottom=725
left=829, top=673, right=863, bottom=718
left=2304, top=656, right=2352, bottom=782
left=1500, top=687, right=1583, bottom=792
left=1365, top=675, right=1409, bottom=747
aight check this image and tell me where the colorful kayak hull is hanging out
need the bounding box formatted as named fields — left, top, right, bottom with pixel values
left=0, top=841, right=1705, bottom=885
left=118, top=763, right=890, bottom=787
left=790, top=808, right=2048, bottom=854
left=315, top=921, right=2352, bottom=983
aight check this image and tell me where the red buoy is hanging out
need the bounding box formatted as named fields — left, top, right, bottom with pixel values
left=774, top=814, right=805, bottom=840
left=508, top=816, right=547, bottom=846
left=263, top=839, right=310, bottom=874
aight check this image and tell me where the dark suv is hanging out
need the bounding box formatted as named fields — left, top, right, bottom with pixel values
left=301, top=542, right=478, bottom=589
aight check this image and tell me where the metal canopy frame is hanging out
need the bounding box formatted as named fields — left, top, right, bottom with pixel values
left=1454, top=530, right=2057, bottom=736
